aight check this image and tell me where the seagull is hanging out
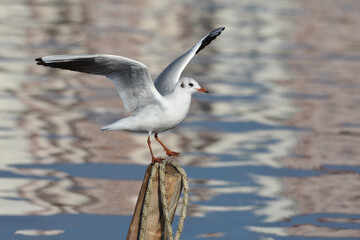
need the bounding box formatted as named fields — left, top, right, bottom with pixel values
left=35, top=27, right=225, bottom=163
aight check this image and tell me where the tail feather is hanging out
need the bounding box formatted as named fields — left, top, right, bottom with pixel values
left=100, top=119, right=126, bottom=131
left=100, top=125, right=113, bottom=131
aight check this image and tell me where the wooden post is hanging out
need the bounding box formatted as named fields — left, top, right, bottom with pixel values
left=127, top=163, right=182, bottom=240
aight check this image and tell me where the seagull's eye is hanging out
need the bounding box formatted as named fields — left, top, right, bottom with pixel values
left=189, top=83, right=194, bottom=87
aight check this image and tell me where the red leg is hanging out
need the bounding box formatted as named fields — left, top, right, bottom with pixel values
left=147, top=136, right=163, bottom=164
left=154, top=133, right=181, bottom=157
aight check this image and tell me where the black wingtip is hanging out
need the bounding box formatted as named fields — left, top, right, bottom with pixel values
left=195, top=27, right=225, bottom=54
left=35, top=57, right=45, bottom=65
left=210, top=27, right=225, bottom=36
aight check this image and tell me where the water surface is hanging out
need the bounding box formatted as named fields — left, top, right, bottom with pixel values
left=1, top=0, right=359, bottom=239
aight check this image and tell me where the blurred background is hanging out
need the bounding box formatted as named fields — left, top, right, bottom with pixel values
left=1, top=0, right=360, bottom=239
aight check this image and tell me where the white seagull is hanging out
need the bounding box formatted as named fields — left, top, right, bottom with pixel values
left=36, top=27, right=225, bottom=163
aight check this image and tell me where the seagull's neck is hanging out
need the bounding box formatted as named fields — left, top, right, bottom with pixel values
left=164, top=88, right=192, bottom=107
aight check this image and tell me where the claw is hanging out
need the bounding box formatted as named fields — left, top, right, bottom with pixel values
left=151, top=157, right=164, bottom=164
left=165, top=150, right=181, bottom=157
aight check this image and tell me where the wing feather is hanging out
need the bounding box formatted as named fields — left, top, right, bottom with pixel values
left=154, top=27, right=225, bottom=96
left=36, top=54, right=162, bottom=112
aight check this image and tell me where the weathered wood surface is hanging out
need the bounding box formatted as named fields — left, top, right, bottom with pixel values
left=127, top=163, right=182, bottom=240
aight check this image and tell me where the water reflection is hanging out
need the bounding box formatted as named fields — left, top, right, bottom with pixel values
left=15, top=229, right=65, bottom=236
left=1, top=0, right=359, bottom=239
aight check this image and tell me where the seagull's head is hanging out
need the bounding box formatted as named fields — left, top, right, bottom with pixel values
left=177, top=77, right=209, bottom=95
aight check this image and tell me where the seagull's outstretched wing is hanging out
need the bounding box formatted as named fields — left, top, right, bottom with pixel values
left=35, top=54, right=162, bottom=112
left=154, top=27, right=225, bottom=96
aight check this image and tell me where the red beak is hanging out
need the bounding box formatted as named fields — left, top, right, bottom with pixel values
left=196, top=87, right=209, bottom=93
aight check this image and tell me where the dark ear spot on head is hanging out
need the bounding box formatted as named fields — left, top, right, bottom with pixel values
left=181, top=82, right=185, bottom=88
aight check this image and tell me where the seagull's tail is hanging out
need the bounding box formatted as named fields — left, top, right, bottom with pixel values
left=101, top=123, right=121, bottom=131
left=100, top=119, right=127, bottom=131
left=100, top=122, right=118, bottom=131
left=100, top=125, right=111, bottom=131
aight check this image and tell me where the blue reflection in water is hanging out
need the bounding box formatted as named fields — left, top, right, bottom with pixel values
left=183, top=121, right=308, bottom=133
left=9, top=163, right=321, bottom=181
left=0, top=215, right=130, bottom=240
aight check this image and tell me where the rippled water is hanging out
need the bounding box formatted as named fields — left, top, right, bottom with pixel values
left=1, top=0, right=358, bottom=239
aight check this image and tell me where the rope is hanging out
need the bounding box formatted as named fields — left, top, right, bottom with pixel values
left=138, top=159, right=189, bottom=240
left=138, top=163, right=159, bottom=240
